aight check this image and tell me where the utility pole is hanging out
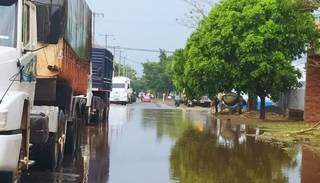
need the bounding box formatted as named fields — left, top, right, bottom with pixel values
left=113, top=48, right=116, bottom=77
left=100, top=34, right=115, bottom=48
left=124, top=56, right=127, bottom=77
left=119, top=50, right=122, bottom=76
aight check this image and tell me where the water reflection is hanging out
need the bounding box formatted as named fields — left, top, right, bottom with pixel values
left=169, top=119, right=298, bottom=183
left=141, top=109, right=210, bottom=140
left=20, top=123, right=110, bottom=183
left=96, top=106, right=320, bottom=183
left=81, top=123, right=109, bottom=183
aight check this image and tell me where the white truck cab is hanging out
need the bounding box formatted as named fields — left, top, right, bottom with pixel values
left=110, top=76, right=132, bottom=105
left=0, top=0, right=37, bottom=179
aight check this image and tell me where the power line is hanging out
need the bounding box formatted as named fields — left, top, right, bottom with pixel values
left=108, top=46, right=174, bottom=53
left=125, top=57, right=143, bottom=64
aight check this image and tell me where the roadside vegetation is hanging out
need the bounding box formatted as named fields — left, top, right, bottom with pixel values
left=114, top=63, right=137, bottom=80
left=169, top=0, right=320, bottom=120
left=136, top=0, right=320, bottom=121
left=118, top=0, right=320, bottom=177
left=132, top=50, right=174, bottom=96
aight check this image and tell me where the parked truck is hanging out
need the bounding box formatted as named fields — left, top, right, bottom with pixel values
left=110, top=76, right=133, bottom=105
left=0, top=0, right=94, bottom=182
left=88, top=47, right=113, bottom=123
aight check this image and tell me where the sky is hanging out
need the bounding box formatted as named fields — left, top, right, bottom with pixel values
left=85, top=0, right=308, bottom=80
left=86, top=0, right=194, bottom=75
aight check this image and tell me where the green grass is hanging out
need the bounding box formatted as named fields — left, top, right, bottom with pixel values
left=256, top=121, right=320, bottom=149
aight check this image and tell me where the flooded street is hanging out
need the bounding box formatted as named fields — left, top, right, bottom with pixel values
left=21, top=102, right=320, bottom=183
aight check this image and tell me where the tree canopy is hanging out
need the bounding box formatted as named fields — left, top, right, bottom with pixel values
left=172, top=0, right=319, bottom=119
left=114, top=63, right=137, bottom=80
left=140, top=51, right=173, bottom=95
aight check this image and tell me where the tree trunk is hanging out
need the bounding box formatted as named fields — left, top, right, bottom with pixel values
left=237, top=92, right=242, bottom=114
left=210, top=96, right=215, bottom=114
left=248, top=93, right=257, bottom=111
left=259, top=96, right=266, bottom=120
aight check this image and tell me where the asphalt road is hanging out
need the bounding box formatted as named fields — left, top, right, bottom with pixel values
left=20, top=101, right=175, bottom=183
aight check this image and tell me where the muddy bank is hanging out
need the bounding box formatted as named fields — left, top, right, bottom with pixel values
left=257, top=121, right=320, bottom=151
left=214, top=111, right=320, bottom=152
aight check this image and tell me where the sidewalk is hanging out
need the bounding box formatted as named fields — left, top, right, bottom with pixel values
left=154, top=99, right=211, bottom=111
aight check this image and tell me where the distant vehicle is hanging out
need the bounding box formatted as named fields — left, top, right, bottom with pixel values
left=187, top=96, right=211, bottom=107
left=110, top=77, right=133, bottom=105
left=150, top=93, right=155, bottom=99
left=199, top=96, right=211, bottom=107
left=138, top=92, right=144, bottom=99
left=174, top=95, right=181, bottom=107
left=142, top=95, right=152, bottom=103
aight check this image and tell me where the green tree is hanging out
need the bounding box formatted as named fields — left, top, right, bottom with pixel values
left=131, top=77, right=147, bottom=92
left=184, top=0, right=319, bottom=119
left=141, top=51, right=173, bottom=95
left=167, top=49, right=186, bottom=92
left=114, top=63, right=137, bottom=80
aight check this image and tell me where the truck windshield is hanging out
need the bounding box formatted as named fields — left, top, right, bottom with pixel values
left=113, top=83, right=126, bottom=89
left=0, top=3, right=18, bottom=47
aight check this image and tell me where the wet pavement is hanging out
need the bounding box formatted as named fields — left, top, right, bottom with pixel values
left=21, top=101, right=320, bottom=183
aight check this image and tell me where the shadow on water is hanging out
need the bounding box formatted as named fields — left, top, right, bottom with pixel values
left=21, top=123, right=110, bottom=183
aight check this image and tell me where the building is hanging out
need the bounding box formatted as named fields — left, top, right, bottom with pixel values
left=304, top=11, right=320, bottom=122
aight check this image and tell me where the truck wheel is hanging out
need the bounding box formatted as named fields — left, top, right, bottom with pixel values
left=89, top=110, right=99, bottom=123
left=49, top=134, right=59, bottom=170
left=65, top=120, right=76, bottom=155
left=0, top=172, right=13, bottom=183
left=102, top=107, right=107, bottom=122
left=46, top=134, right=59, bottom=170
left=57, top=111, right=66, bottom=167
left=33, top=133, right=58, bottom=170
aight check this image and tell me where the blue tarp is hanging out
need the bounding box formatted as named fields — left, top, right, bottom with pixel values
left=0, top=0, right=17, bottom=6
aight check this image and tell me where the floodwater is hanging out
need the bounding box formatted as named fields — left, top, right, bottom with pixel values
left=21, top=121, right=110, bottom=182
left=108, top=103, right=320, bottom=183
left=20, top=102, right=320, bottom=183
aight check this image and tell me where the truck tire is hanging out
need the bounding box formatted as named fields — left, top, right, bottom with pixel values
left=89, top=110, right=99, bottom=123
left=0, top=172, right=13, bottom=183
left=65, top=120, right=76, bottom=155
left=102, top=107, right=107, bottom=123
left=47, top=133, right=59, bottom=170
left=32, top=133, right=58, bottom=170
left=57, top=111, right=66, bottom=167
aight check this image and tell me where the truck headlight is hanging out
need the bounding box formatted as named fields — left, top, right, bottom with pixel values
left=0, top=110, right=8, bottom=128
